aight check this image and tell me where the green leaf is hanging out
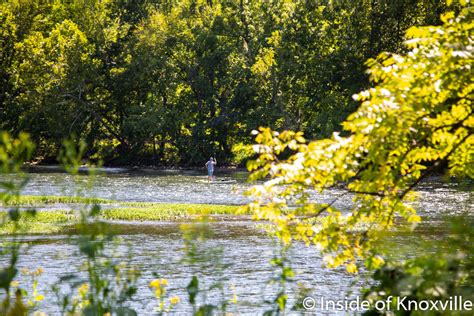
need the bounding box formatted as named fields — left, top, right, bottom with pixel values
left=186, top=275, right=199, bottom=305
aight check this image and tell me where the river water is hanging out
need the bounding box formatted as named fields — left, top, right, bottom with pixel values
left=1, top=167, right=472, bottom=314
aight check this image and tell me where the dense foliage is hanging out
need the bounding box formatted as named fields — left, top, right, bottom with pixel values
left=0, top=0, right=447, bottom=165
left=244, top=3, right=473, bottom=271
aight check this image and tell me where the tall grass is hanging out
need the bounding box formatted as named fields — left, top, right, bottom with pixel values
left=2, top=195, right=113, bottom=206
left=101, top=204, right=239, bottom=221
left=0, top=211, right=75, bottom=234
left=0, top=197, right=242, bottom=234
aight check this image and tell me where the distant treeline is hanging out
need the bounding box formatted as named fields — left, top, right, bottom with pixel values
left=0, top=0, right=447, bottom=165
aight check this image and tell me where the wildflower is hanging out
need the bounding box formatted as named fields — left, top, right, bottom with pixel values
left=34, top=267, right=44, bottom=276
left=149, top=278, right=168, bottom=288
left=155, top=285, right=166, bottom=298
left=149, top=279, right=160, bottom=288
left=34, top=294, right=45, bottom=302
left=78, top=283, right=89, bottom=297
left=170, top=296, right=180, bottom=305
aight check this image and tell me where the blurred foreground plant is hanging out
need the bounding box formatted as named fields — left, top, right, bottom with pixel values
left=53, top=210, right=140, bottom=316
left=149, top=278, right=180, bottom=314
left=180, top=218, right=237, bottom=314
left=242, top=3, right=473, bottom=272
left=0, top=131, right=38, bottom=315
left=53, top=139, right=140, bottom=315
left=263, top=244, right=295, bottom=315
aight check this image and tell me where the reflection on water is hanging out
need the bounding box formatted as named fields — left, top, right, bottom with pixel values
left=1, top=167, right=472, bottom=314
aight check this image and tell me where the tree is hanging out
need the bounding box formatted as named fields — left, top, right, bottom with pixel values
left=0, top=0, right=453, bottom=165
left=243, top=2, right=473, bottom=272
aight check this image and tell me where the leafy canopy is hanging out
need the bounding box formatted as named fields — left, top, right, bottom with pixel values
left=0, top=0, right=447, bottom=165
left=244, top=3, right=473, bottom=273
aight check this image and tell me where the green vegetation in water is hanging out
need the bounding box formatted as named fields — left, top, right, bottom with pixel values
left=101, top=204, right=239, bottom=221
left=2, top=195, right=113, bottom=207
left=0, top=210, right=75, bottom=234
left=0, top=197, right=240, bottom=234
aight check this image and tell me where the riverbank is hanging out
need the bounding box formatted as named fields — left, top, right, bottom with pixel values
left=0, top=195, right=241, bottom=234
left=24, top=162, right=249, bottom=173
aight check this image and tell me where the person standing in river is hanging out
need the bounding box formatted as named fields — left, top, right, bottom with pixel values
left=205, top=157, right=217, bottom=182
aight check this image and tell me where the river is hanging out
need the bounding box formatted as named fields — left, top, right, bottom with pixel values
left=1, top=166, right=472, bottom=314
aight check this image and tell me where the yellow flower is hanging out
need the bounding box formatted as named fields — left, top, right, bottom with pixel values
left=169, top=296, right=180, bottom=305
left=10, top=281, right=19, bottom=287
left=149, top=279, right=161, bottom=288
left=155, top=287, right=163, bottom=297
left=150, top=278, right=168, bottom=288
left=34, top=268, right=44, bottom=276
left=34, top=295, right=45, bottom=302
left=78, top=283, right=89, bottom=297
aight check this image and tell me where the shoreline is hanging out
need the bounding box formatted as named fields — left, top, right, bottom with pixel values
left=24, top=161, right=249, bottom=172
